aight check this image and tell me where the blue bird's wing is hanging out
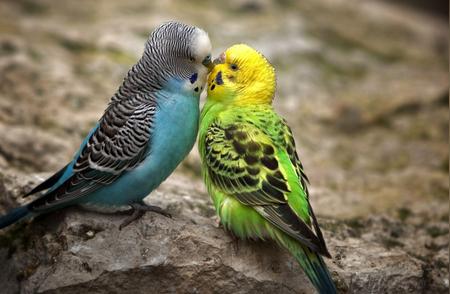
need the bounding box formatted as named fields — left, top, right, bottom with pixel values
left=28, top=95, right=156, bottom=211
left=23, top=124, right=100, bottom=198
left=23, top=163, right=71, bottom=197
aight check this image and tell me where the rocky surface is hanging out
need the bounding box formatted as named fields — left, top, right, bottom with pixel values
left=0, top=0, right=448, bottom=293
left=0, top=173, right=439, bottom=294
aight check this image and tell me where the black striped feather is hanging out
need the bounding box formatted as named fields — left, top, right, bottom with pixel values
left=30, top=96, right=155, bottom=211
left=205, top=122, right=288, bottom=206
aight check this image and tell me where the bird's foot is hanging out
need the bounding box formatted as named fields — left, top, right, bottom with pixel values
left=119, top=203, right=171, bottom=230
left=214, top=216, right=223, bottom=228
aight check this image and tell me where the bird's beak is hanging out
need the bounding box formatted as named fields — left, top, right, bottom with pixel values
left=213, top=52, right=226, bottom=65
left=202, top=56, right=214, bottom=71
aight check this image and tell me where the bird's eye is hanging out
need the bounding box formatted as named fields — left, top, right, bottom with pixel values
left=189, top=57, right=195, bottom=62
left=230, top=64, right=238, bottom=70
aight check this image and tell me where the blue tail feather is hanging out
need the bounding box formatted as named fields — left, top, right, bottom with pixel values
left=280, top=235, right=337, bottom=294
left=0, top=206, right=29, bottom=229
left=307, top=253, right=337, bottom=294
left=297, top=247, right=337, bottom=294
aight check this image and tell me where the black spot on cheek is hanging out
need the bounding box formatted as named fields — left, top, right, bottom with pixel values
left=194, top=87, right=199, bottom=92
left=210, top=84, right=216, bottom=90
left=215, top=71, right=224, bottom=85
left=190, top=73, right=198, bottom=84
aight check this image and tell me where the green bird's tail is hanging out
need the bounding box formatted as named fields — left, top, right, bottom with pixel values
left=278, top=234, right=337, bottom=294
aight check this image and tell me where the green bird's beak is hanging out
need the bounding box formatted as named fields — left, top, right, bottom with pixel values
left=213, top=52, right=225, bottom=65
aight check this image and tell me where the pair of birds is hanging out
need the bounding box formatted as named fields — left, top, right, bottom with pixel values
left=0, top=22, right=336, bottom=293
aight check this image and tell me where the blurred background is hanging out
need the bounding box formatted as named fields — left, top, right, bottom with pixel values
left=0, top=0, right=447, bottom=291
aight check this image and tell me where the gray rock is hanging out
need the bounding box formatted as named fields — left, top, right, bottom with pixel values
left=0, top=173, right=438, bottom=294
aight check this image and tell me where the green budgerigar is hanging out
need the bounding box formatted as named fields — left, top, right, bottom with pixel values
left=199, top=44, right=337, bottom=294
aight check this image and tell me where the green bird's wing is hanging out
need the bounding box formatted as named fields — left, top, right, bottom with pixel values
left=276, top=118, right=331, bottom=257
left=203, top=114, right=330, bottom=257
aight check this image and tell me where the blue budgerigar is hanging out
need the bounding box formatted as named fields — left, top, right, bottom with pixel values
left=0, top=21, right=212, bottom=230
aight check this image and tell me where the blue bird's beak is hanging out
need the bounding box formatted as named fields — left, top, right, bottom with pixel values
left=202, top=55, right=214, bottom=71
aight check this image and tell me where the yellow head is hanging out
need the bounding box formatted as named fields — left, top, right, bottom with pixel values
left=207, top=44, right=276, bottom=106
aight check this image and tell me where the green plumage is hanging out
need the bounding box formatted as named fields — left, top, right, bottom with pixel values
left=199, top=101, right=336, bottom=293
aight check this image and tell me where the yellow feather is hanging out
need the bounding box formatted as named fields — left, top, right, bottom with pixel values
left=207, top=44, right=276, bottom=106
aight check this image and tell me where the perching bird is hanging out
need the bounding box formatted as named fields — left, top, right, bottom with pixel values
left=199, top=44, right=336, bottom=293
left=0, top=21, right=213, bottom=230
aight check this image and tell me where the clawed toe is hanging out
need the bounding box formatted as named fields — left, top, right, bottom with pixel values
left=118, top=203, right=171, bottom=230
left=119, top=209, right=145, bottom=230
left=139, top=204, right=172, bottom=218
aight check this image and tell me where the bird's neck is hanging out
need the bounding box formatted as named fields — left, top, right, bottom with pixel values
left=201, top=97, right=273, bottom=128
left=207, top=82, right=274, bottom=109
